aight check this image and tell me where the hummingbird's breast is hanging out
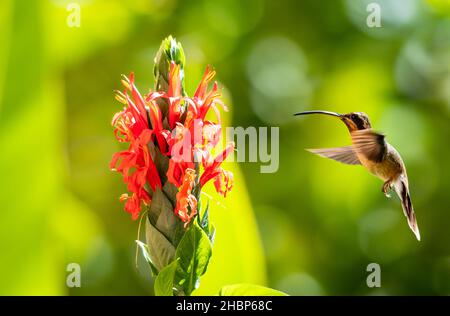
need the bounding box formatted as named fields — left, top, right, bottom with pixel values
left=357, top=143, right=405, bottom=182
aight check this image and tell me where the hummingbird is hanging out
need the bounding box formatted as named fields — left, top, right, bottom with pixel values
left=294, top=110, right=420, bottom=241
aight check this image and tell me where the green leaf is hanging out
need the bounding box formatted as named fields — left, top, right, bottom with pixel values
left=135, top=240, right=159, bottom=276
left=154, top=36, right=186, bottom=103
left=200, top=202, right=210, bottom=231
left=147, top=142, right=170, bottom=184
left=174, top=222, right=213, bottom=295
left=154, top=259, right=179, bottom=296
left=219, top=284, right=288, bottom=296
left=163, top=181, right=178, bottom=207
left=208, top=223, right=216, bottom=245
left=199, top=202, right=215, bottom=244
left=149, top=188, right=179, bottom=243
left=145, top=218, right=176, bottom=272
left=166, top=36, right=186, bottom=67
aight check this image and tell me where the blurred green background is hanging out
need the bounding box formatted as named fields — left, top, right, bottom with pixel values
left=0, top=0, right=449, bottom=295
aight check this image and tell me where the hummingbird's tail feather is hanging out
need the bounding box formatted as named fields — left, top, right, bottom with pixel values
left=393, top=177, right=421, bottom=241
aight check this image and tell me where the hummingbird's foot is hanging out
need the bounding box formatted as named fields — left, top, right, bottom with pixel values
left=382, top=180, right=392, bottom=198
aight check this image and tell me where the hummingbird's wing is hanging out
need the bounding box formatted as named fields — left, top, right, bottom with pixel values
left=307, top=146, right=361, bottom=165
left=351, top=129, right=387, bottom=163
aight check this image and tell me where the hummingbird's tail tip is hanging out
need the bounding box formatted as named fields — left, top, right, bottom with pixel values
left=411, top=224, right=421, bottom=241
left=415, top=229, right=421, bottom=241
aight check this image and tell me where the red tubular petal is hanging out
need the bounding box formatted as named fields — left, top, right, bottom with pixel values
left=194, top=66, right=215, bottom=99
left=147, top=100, right=163, bottom=131
left=200, top=142, right=234, bottom=187
left=128, top=73, right=148, bottom=119
left=145, top=91, right=164, bottom=102
left=146, top=100, right=167, bottom=153
left=139, top=130, right=162, bottom=190
left=168, top=62, right=182, bottom=98
left=167, top=159, right=182, bottom=187
left=124, top=193, right=141, bottom=220
left=110, top=152, right=121, bottom=170
left=167, top=63, right=183, bottom=130
left=125, top=94, right=147, bottom=134
left=213, top=142, right=235, bottom=164
left=174, top=168, right=198, bottom=226
left=146, top=158, right=162, bottom=191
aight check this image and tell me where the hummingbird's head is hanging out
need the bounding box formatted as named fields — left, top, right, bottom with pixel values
left=294, top=110, right=371, bottom=132
left=341, top=112, right=372, bottom=132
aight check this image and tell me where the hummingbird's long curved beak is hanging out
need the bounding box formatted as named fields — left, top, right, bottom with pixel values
left=294, top=110, right=342, bottom=118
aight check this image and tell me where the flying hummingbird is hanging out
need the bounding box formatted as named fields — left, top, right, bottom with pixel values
left=294, top=110, right=420, bottom=241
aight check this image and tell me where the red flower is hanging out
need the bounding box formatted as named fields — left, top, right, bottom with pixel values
left=111, top=61, right=234, bottom=226
left=166, top=63, right=183, bottom=129
left=174, top=168, right=198, bottom=227
left=200, top=144, right=234, bottom=195
left=110, top=128, right=161, bottom=219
